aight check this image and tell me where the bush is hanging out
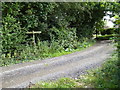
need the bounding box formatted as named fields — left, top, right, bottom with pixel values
left=2, top=15, right=26, bottom=58
left=1, top=39, right=95, bottom=66
left=2, top=2, right=108, bottom=66
left=50, top=27, right=78, bottom=49
left=95, top=34, right=115, bottom=40
left=101, top=28, right=115, bottom=35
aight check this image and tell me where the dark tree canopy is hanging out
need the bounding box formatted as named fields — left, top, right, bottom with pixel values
left=1, top=2, right=120, bottom=61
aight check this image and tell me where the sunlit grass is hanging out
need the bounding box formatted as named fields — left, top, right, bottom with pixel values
left=31, top=78, right=79, bottom=88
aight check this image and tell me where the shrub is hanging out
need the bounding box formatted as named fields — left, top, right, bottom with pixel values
left=101, top=28, right=115, bottom=35
left=50, top=27, right=78, bottom=49
left=2, top=15, right=26, bottom=58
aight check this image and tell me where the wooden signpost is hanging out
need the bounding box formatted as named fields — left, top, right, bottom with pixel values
left=26, top=31, right=41, bottom=45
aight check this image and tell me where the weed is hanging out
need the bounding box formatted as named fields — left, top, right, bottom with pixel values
left=1, top=40, right=95, bottom=66
left=77, top=53, right=119, bottom=88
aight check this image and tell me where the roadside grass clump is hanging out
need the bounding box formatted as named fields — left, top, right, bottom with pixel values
left=30, top=52, right=119, bottom=88
left=31, top=78, right=79, bottom=88
left=95, top=34, right=116, bottom=40
left=77, top=52, right=119, bottom=88
left=1, top=39, right=95, bottom=67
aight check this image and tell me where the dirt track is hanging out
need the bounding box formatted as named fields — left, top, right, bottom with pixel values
left=1, top=40, right=115, bottom=88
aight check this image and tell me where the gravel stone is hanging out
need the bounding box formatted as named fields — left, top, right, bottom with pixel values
left=1, top=40, right=115, bottom=88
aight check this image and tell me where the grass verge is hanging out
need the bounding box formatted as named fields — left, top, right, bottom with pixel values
left=1, top=40, right=95, bottom=66
left=95, top=34, right=116, bottom=40
left=77, top=52, right=119, bottom=88
left=30, top=52, right=119, bottom=88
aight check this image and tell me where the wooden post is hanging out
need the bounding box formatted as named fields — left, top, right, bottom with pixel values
left=26, top=31, right=41, bottom=45
left=32, top=31, right=35, bottom=45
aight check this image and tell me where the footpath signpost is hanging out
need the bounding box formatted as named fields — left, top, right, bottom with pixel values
left=26, top=31, right=41, bottom=45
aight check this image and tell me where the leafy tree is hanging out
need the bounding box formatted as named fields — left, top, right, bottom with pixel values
left=2, top=2, right=119, bottom=62
left=2, top=3, right=26, bottom=57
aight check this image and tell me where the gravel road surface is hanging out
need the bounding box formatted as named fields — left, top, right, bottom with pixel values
left=1, top=40, right=115, bottom=88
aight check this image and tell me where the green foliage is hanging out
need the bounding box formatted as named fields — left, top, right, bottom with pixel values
left=113, top=4, right=120, bottom=63
left=50, top=27, right=78, bottom=49
left=96, top=34, right=116, bottom=40
left=2, top=2, right=119, bottom=66
left=32, top=78, right=78, bottom=88
left=1, top=40, right=95, bottom=66
left=2, top=2, right=111, bottom=42
left=2, top=14, right=26, bottom=57
left=101, top=28, right=115, bottom=35
left=78, top=53, right=120, bottom=88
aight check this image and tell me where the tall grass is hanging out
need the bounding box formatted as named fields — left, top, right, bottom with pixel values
left=1, top=39, right=95, bottom=66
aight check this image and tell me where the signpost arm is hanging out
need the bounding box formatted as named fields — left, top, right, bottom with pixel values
left=26, top=31, right=41, bottom=46
left=33, top=31, right=36, bottom=46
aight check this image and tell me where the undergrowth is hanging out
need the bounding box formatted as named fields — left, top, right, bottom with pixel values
left=96, top=34, right=116, bottom=40
left=1, top=39, right=95, bottom=66
left=78, top=52, right=120, bottom=88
